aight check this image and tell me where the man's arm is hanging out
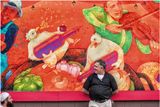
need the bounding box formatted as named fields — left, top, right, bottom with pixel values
left=82, top=88, right=89, bottom=95
left=82, top=75, right=93, bottom=95
left=112, top=89, right=118, bottom=95
left=109, top=74, right=118, bottom=94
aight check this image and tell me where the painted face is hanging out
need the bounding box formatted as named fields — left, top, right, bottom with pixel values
left=105, top=1, right=123, bottom=20
left=1, top=6, right=18, bottom=25
left=94, top=62, right=104, bottom=74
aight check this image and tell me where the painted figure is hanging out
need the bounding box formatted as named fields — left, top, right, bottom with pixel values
left=83, top=0, right=159, bottom=54
left=1, top=0, right=22, bottom=74
left=0, top=0, right=22, bottom=90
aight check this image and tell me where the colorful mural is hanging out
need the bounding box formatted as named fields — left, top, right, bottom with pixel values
left=1, top=0, right=160, bottom=92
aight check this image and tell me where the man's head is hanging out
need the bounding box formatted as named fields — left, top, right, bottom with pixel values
left=0, top=92, right=13, bottom=107
left=94, top=60, right=106, bottom=74
left=1, top=0, right=22, bottom=25
left=104, top=0, right=122, bottom=20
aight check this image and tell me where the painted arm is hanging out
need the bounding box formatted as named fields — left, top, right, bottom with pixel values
left=1, top=24, right=18, bottom=54
left=83, top=6, right=107, bottom=29
left=83, top=6, right=124, bottom=34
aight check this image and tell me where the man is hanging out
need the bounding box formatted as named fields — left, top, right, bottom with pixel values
left=83, top=0, right=159, bottom=54
left=0, top=92, right=13, bottom=107
left=0, top=0, right=22, bottom=89
left=83, top=60, right=118, bottom=107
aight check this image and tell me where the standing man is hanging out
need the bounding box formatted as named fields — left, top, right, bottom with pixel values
left=83, top=60, right=118, bottom=107
left=0, top=0, right=22, bottom=89
left=0, top=92, right=13, bottom=107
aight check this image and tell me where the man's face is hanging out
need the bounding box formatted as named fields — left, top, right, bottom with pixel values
left=105, top=1, right=122, bottom=20
left=7, top=96, right=13, bottom=107
left=3, top=96, right=13, bottom=107
left=94, top=62, right=104, bottom=74
left=1, top=6, right=18, bottom=25
left=7, top=96, right=13, bottom=103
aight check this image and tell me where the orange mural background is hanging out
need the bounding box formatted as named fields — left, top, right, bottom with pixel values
left=1, top=1, right=159, bottom=92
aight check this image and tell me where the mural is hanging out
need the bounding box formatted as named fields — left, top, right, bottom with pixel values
left=1, top=0, right=160, bottom=92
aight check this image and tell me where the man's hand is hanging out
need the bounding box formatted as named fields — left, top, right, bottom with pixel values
left=106, top=24, right=123, bottom=34
left=112, top=89, right=118, bottom=94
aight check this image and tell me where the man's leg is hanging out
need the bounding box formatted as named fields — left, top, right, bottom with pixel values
left=96, top=99, right=112, bottom=107
left=89, top=100, right=99, bottom=107
left=104, top=99, right=112, bottom=107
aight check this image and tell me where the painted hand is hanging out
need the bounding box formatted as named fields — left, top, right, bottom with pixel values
left=150, top=40, right=159, bottom=50
left=106, top=24, right=123, bottom=34
left=0, top=40, right=6, bottom=51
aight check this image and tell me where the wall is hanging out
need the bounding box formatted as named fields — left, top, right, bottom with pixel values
left=14, top=101, right=159, bottom=107
left=1, top=1, right=159, bottom=105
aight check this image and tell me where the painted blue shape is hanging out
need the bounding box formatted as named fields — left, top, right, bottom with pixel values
left=0, top=80, right=2, bottom=90
left=5, top=70, right=13, bottom=80
left=0, top=53, right=8, bottom=74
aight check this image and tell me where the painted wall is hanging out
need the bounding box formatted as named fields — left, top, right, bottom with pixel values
left=1, top=1, right=159, bottom=94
